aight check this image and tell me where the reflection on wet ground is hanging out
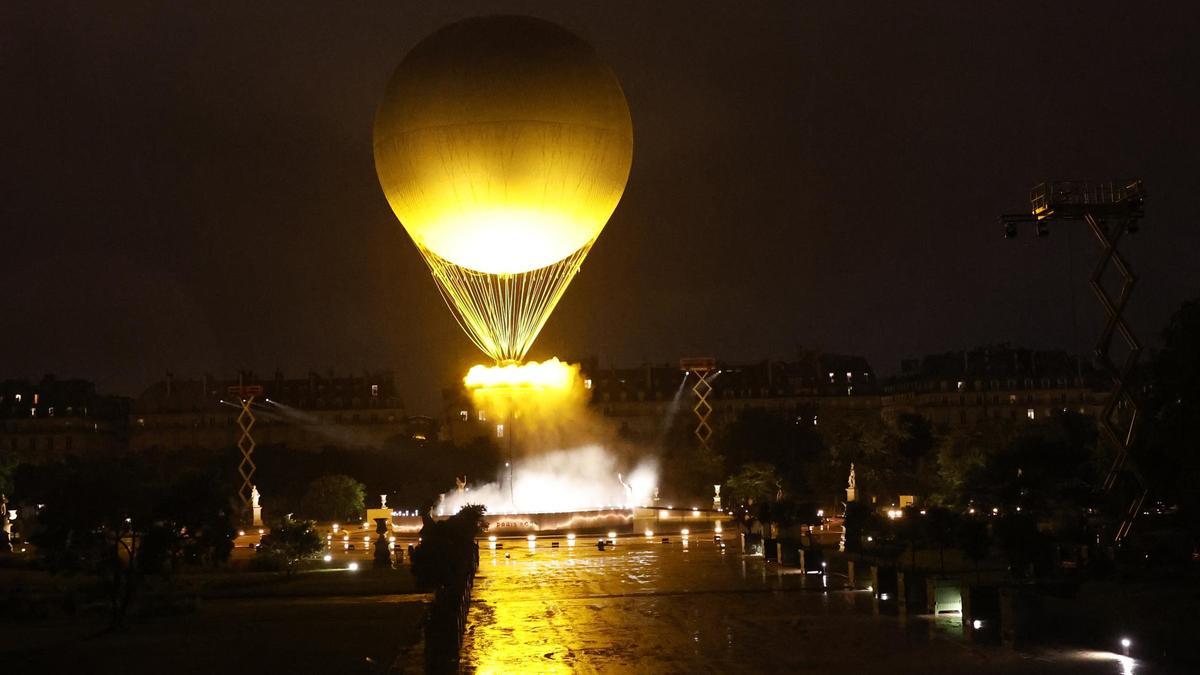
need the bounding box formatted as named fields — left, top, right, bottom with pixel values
left=462, top=535, right=1156, bottom=674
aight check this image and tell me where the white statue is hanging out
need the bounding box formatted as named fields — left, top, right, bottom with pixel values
left=380, top=494, right=388, bottom=509
left=713, top=484, right=722, bottom=511
left=846, top=463, right=858, bottom=503
left=455, top=475, right=467, bottom=494
left=250, top=485, right=263, bottom=527
left=617, top=473, right=634, bottom=505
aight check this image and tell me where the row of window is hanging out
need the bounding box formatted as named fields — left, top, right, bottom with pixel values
left=135, top=413, right=400, bottom=429
left=928, top=407, right=1089, bottom=425
left=888, top=377, right=1088, bottom=394
left=922, top=391, right=1096, bottom=406
left=5, top=435, right=74, bottom=452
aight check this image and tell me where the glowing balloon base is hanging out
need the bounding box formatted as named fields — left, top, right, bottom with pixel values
left=465, top=358, right=577, bottom=390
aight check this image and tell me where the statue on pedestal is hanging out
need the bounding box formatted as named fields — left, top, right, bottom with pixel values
left=373, top=517, right=392, bottom=568
left=251, top=485, right=263, bottom=527
left=846, top=463, right=857, bottom=503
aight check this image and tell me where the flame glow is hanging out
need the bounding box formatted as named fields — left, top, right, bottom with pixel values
left=465, top=358, right=576, bottom=390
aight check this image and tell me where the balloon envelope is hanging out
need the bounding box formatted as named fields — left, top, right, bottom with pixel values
left=374, top=16, right=633, bottom=275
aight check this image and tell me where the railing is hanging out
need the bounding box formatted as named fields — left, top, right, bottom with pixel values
left=1031, top=180, right=1145, bottom=218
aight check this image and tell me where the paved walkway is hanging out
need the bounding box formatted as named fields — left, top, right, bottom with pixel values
left=462, top=535, right=1153, bottom=674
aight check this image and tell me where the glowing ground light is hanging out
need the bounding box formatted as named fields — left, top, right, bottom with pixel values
left=348, top=562, right=359, bottom=571
left=1121, top=637, right=1132, bottom=649
left=973, top=620, right=983, bottom=630
left=607, top=531, right=617, bottom=540
left=644, top=529, right=654, bottom=538
left=681, top=528, right=690, bottom=536
left=323, top=554, right=332, bottom=562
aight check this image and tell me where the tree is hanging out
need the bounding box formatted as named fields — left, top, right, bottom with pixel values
left=0, top=452, right=17, bottom=496
left=923, top=507, right=961, bottom=573
left=957, top=517, right=991, bottom=583
left=411, top=504, right=486, bottom=590
left=726, top=462, right=781, bottom=506
left=818, top=414, right=905, bottom=504
left=298, top=474, right=366, bottom=522
left=19, top=455, right=236, bottom=625
left=1141, top=297, right=1200, bottom=538
left=843, top=501, right=881, bottom=555
left=256, top=517, right=323, bottom=576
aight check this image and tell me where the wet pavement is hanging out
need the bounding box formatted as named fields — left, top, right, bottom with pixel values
left=463, top=534, right=1156, bottom=674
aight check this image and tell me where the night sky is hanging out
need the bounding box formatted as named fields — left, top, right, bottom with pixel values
left=4, top=1, right=1199, bottom=412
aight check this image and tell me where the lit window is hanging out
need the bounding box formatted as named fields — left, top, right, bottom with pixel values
left=29, top=407, right=36, bottom=417
left=957, top=381, right=964, bottom=391
left=828, top=372, right=835, bottom=383
left=459, top=410, right=468, bottom=421
left=48, top=407, right=54, bottom=417
left=14, top=394, right=21, bottom=402
left=846, top=371, right=853, bottom=380
left=584, top=378, right=593, bottom=390
left=1026, top=408, right=1036, bottom=420
left=34, top=393, right=40, bottom=405
left=477, top=410, right=487, bottom=422
left=371, top=384, right=379, bottom=397
left=496, top=424, right=504, bottom=438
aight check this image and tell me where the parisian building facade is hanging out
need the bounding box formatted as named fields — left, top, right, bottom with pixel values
left=444, top=346, right=1108, bottom=445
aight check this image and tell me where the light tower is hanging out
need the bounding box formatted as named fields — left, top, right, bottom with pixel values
left=680, top=357, right=718, bottom=452
left=1000, top=179, right=1147, bottom=543
left=227, top=373, right=264, bottom=524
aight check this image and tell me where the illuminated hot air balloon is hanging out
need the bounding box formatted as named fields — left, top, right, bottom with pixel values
left=373, top=16, right=633, bottom=364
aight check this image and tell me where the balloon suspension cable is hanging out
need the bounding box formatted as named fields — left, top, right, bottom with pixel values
left=420, top=241, right=595, bottom=363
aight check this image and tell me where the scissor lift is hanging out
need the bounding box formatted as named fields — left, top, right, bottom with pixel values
left=1001, top=179, right=1147, bottom=544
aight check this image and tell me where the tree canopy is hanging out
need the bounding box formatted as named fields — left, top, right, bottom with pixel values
left=298, top=474, right=366, bottom=522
